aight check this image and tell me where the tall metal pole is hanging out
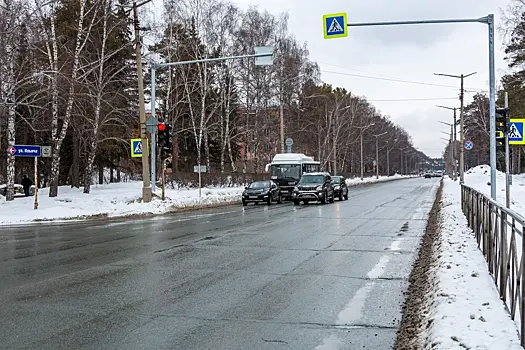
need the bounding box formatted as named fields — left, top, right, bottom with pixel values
left=387, top=143, right=390, bottom=177
left=505, top=92, right=511, bottom=208
left=453, top=108, right=457, bottom=181
left=376, top=137, right=379, bottom=179
left=360, top=133, right=364, bottom=180
left=133, top=2, right=151, bottom=202
left=150, top=67, right=156, bottom=193
left=279, top=85, right=285, bottom=153
left=488, top=14, right=497, bottom=200
left=459, top=75, right=465, bottom=184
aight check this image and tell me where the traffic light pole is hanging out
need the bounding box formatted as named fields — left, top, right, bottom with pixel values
left=505, top=92, right=510, bottom=208
left=150, top=49, right=273, bottom=191
left=347, top=14, right=497, bottom=199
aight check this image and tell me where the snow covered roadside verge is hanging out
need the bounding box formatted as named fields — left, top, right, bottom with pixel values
left=0, top=182, right=244, bottom=226
left=0, top=174, right=415, bottom=226
left=422, top=178, right=522, bottom=349
left=345, top=173, right=416, bottom=186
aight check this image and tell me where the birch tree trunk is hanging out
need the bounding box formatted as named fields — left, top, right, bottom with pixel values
left=49, top=0, right=93, bottom=197
left=84, top=0, right=108, bottom=194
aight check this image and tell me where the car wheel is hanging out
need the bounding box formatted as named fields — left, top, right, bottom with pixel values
left=329, top=191, right=335, bottom=203
left=303, top=200, right=309, bottom=205
left=293, top=200, right=300, bottom=205
left=320, top=191, right=327, bottom=204
left=267, top=196, right=272, bottom=205
left=344, top=191, right=349, bottom=200
left=242, top=200, right=247, bottom=206
left=339, top=191, right=344, bottom=201
left=277, top=193, right=282, bottom=204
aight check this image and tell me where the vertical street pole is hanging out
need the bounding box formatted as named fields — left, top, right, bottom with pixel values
left=150, top=66, right=156, bottom=193
left=133, top=2, right=152, bottom=202
left=505, top=92, right=511, bottom=208
left=453, top=108, right=457, bottom=181
left=162, top=158, right=166, bottom=201
left=34, top=157, right=38, bottom=210
left=376, top=137, right=379, bottom=179
left=279, top=75, right=285, bottom=153
left=488, top=14, right=497, bottom=200
left=459, top=75, right=465, bottom=184
left=386, top=144, right=390, bottom=177
left=360, top=133, right=364, bottom=180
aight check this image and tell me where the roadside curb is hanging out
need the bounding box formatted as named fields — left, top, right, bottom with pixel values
left=394, top=178, right=443, bottom=350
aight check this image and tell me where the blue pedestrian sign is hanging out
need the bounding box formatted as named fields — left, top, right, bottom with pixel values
left=8, top=145, right=41, bottom=157
left=323, top=12, right=348, bottom=39
left=464, top=140, right=473, bottom=150
left=509, top=119, right=525, bottom=145
left=130, top=138, right=149, bottom=158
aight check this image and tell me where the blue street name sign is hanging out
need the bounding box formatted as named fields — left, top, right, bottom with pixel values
left=10, top=145, right=41, bottom=157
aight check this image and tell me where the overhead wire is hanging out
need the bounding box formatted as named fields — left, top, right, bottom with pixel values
left=317, top=62, right=486, bottom=92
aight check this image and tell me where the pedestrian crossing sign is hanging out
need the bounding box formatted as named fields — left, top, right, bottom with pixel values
left=323, top=13, right=348, bottom=39
left=130, top=138, right=148, bottom=158
left=509, top=119, right=525, bottom=145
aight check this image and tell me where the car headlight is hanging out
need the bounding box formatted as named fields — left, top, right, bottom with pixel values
left=334, top=185, right=340, bottom=190
left=316, top=185, right=323, bottom=191
left=294, top=186, right=299, bottom=192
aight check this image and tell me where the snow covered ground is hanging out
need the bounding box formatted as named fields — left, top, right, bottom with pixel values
left=423, top=175, right=523, bottom=349
left=463, top=164, right=525, bottom=214
left=0, top=174, right=414, bottom=225
left=344, top=173, right=412, bottom=186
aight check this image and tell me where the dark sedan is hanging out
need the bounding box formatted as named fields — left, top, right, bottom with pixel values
left=331, top=176, right=349, bottom=200
left=242, top=180, right=282, bottom=206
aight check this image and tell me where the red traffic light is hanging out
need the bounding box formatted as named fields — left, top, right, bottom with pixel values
left=158, top=123, right=166, bottom=131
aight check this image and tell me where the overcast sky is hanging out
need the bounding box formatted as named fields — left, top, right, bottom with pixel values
left=225, top=0, right=513, bottom=158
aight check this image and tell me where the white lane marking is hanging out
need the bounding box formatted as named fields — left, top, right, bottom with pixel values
left=315, top=334, right=344, bottom=350
left=336, top=281, right=376, bottom=325
left=367, top=255, right=390, bottom=279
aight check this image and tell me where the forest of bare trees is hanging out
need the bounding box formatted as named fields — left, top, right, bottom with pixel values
left=0, top=0, right=426, bottom=201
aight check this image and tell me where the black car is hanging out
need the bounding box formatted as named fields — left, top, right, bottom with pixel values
left=331, top=176, right=349, bottom=201
left=242, top=180, right=282, bottom=206
left=292, top=172, right=335, bottom=205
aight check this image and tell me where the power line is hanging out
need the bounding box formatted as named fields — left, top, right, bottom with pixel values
left=319, top=69, right=485, bottom=91
left=368, top=97, right=458, bottom=102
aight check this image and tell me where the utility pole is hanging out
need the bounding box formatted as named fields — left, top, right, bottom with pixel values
left=505, top=92, right=511, bottom=208
left=279, top=70, right=285, bottom=153
left=386, top=142, right=390, bottom=177
left=437, top=105, right=459, bottom=181
left=360, top=133, right=364, bottom=180
left=129, top=0, right=153, bottom=202
left=435, top=72, right=477, bottom=184
left=373, top=132, right=387, bottom=179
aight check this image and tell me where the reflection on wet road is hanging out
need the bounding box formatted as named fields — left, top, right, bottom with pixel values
left=0, top=178, right=439, bottom=349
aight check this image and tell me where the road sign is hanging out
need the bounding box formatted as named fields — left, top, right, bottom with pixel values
left=131, top=138, right=148, bottom=158
left=41, top=146, right=52, bottom=157
left=323, top=13, right=348, bottom=39
left=193, top=165, right=207, bottom=173
left=8, top=145, right=41, bottom=157
left=285, top=137, right=293, bottom=147
left=464, top=140, right=474, bottom=150
left=145, top=115, right=159, bottom=134
left=509, top=118, right=525, bottom=145
left=255, top=46, right=274, bottom=66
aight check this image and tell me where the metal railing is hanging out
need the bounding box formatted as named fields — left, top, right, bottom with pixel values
left=461, top=184, right=525, bottom=346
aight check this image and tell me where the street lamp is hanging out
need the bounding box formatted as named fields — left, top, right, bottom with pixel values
left=434, top=72, right=477, bottom=184
left=356, top=123, right=375, bottom=180
left=385, top=138, right=398, bottom=177
left=279, top=73, right=306, bottom=153
left=437, top=105, right=459, bottom=181
left=372, top=132, right=387, bottom=179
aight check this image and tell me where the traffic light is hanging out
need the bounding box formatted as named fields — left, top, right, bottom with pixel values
left=157, top=122, right=172, bottom=158
left=495, top=107, right=509, bottom=151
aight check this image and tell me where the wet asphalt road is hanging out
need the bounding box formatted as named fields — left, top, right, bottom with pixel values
left=0, top=178, right=439, bottom=350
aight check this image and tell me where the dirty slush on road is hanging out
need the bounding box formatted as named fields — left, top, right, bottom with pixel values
left=394, top=180, right=443, bottom=350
